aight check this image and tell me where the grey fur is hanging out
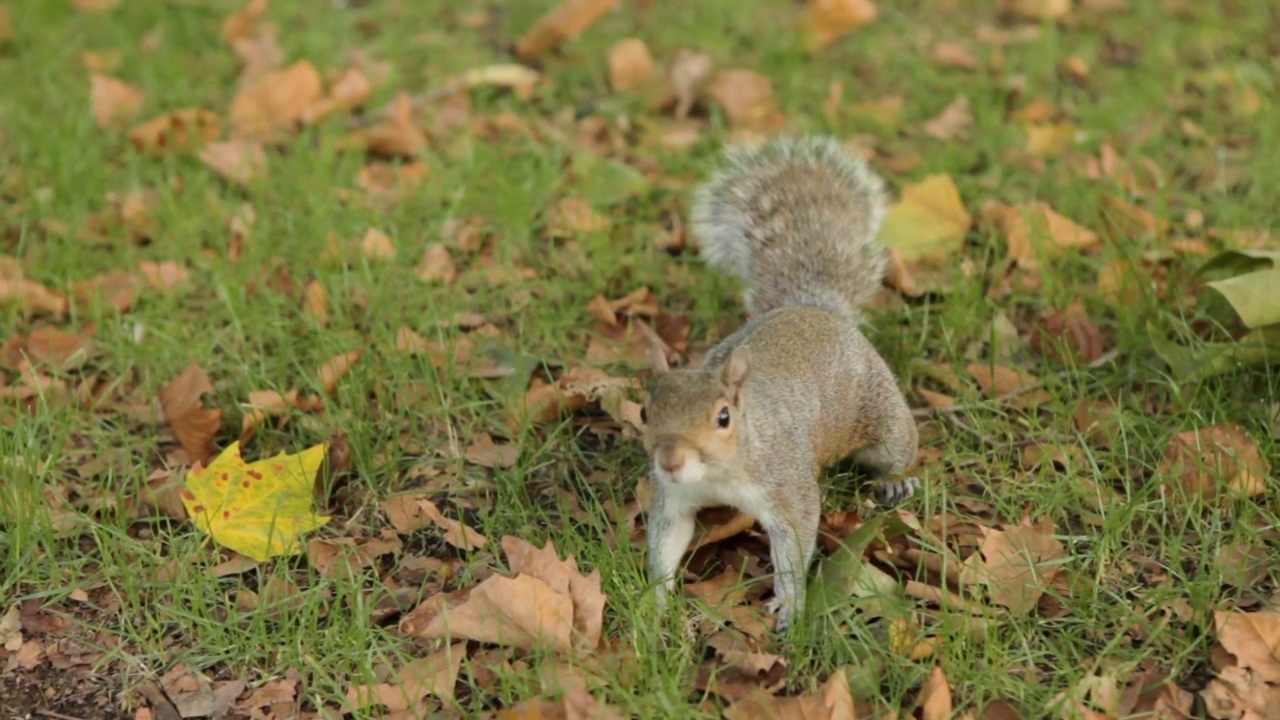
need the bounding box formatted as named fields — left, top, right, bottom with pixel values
left=690, top=136, right=890, bottom=323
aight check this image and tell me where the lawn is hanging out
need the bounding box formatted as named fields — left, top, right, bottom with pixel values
left=1, top=0, right=1278, bottom=718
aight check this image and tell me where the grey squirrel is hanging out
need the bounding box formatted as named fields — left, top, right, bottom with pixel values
left=640, top=136, right=920, bottom=632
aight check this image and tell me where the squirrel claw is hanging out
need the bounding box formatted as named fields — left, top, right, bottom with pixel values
left=877, top=476, right=920, bottom=506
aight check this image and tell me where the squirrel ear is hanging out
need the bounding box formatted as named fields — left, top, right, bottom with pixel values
left=721, top=345, right=751, bottom=398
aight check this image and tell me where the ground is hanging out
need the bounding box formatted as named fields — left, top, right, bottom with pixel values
left=1, top=0, right=1278, bottom=719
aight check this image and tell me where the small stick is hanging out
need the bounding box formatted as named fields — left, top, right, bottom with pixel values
left=904, top=579, right=991, bottom=617
left=36, top=710, right=90, bottom=720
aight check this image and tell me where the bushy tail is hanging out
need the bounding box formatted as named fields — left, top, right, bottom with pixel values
left=689, top=136, right=889, bottom=322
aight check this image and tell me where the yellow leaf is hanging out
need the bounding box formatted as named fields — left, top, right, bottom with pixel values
left=180, top=441, right=330, bottom=562
left=879, top=174, right=971, bottom=262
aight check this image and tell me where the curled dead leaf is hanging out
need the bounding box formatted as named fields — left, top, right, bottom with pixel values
left=318, top=349, right=362, bottom=395
left=90, top=74, right=146, bottom=129
left=1157, top=424, right=1270, bottom=502
left=807, top=0, right=877, bottom=50
left=229, top=60, right=323, bottom=138
left=515, top=0, right=620, bottom=61
left=129, top=108, right=221, bottom=157
left=706, top=69, right=785, bottom=132
left=607, top=38, right=654, bottom=92
left=198, top=140, right=268, bottom=187
left=159, top=363, right=222, bottom=464
left=923, top=95, right=973, bottom=140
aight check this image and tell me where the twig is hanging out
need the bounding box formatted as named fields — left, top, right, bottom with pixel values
left=911, top=348, right=1122, bottom=419
left=904, top=580, right=991, bottom=617
left=36, top=710, right=90, bottom=720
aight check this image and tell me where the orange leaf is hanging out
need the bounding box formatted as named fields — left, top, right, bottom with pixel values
left=318, top=350, right=361, bottom=395
left=360, top=228, right=396, bottom=261
left=706, top=69, right=786, bottom=132
left=159, top=364, right=223, bottom=464
left=607, top=38, right=654, bottom=92
left=919, top=666, right=954, bottom=720
left=1157, top=425, right=1270, bottom=502
left=807, top=0, right=876, bottom=50
left=89, top=74, right=145, bottom=129
left=198, top=140, right=268, bottom=187
left=229, top=60, right=323, bottom=137
left=346, top=642, right=465, bottom=711
left=515, top=0, right=620, bottom=61
left=129, top=108, right=221, bottom=157
left=501, top=536, right=606, bottom=652
left=415, top=244, right=457, bottom=283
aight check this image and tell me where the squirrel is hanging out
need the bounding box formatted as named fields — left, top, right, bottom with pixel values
left=639, top=135, right=920, bottom=632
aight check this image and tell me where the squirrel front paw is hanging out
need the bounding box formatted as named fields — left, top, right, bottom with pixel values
left=764, top=596, right=795, bottom=632
left=876, top=476, right=921, bottom=506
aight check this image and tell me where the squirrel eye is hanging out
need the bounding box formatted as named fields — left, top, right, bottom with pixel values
left=716, top=407, right=731, bottom=429
left=639, top=406, right=648, bottom=424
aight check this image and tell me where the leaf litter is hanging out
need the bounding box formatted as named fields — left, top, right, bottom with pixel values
left=6, top=0, right=1280, bottom=716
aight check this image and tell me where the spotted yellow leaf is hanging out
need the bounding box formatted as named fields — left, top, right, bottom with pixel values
left=181, top=441, right=330, bottom=562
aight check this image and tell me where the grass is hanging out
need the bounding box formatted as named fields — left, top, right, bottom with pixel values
left=2, top=0, right=1278, bottom=717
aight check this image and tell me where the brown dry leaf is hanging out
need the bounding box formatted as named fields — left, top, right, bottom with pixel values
left=992, top=201, right=1100, bottom=267
left=1101, top=195, right=1169, bottom=239
left=90, top=74, right=145, bottom=129
left=81, top=50, right=123, bottom=72
left=412, top=573, right=575, bottom=653
left=0, top=5, right=11, bottom=45
left=498, top=690, right=627, bottom=720
left=24, top=327, right=95, bottom=371
left=159, top=364, right=222, bottom=464
left=1024, top=122, right=1076, bottom=157
left=932, top=41, right=979, bottom=71
left=1003, top=0, right=1070, bottom=20
left=1157, top=425, right=1270, bottom=502
left=608, top=38, right=654, bottom=92
left=959, top=517, right=1065, bottom=616
left=920, top=666, right=954, bottom=720
left=347, top=93, right=427, bottom=158
left=129, top=108, right=221, bottom=157
left=394, top=326, right=429, bottom=354
left=1029, top=300, right=1106, bottom=364
left=965, top=363, right=1048, bottom=406
left=465, top=432, right=519, bottom=469
left=501, top=536, right=606, bottom=653
left=706, top=69, right=786, bottom=132
left=515, top=0, right=620, bottom=62
left=303, top=279, right=328, bottom=326
left=0, top=263, right=70, bottom=317
left=138, top=260, right=191, bottom=292
left=548, top=197, right=609, bottom=236
left=1201, top=611, right=1280, bottom=719
left=72, top=271, right=139, bottom=312
left=198, top=140, right=268, bottom=188
left=306, top=534, right=402, bottom=579
left=318, top=350, right=362, bottom=395
left=238, top=389, right=303, bottom=442
left=382, top=494, right=489, bottom=551
left=924, top=95, right=973, bottom=140
left=415, top=243, right=457, bottom=283
left=807, top=0, right=876, bottom=50
left=229, top=60, right=323, bottom=138
left=723, top=668, right=854, bottom=720
left=303, top=67, right=372, bottom=125
left=222, top=0, right=267, bottom=44
left=360, top=228, right=396, bottom=261
left=346, top=642, right=465, bottom=712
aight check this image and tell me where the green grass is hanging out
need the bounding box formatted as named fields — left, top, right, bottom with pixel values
left=2, top=0, right=1279, bottom=717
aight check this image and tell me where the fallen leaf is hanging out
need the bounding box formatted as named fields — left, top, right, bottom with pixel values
left=920, top=666, right=954, bottom=720
left=932, top=41, right=979, bottom=71
left=502, top=536, right=606, bottom=652
left=138, top=260, right=192, bottom=292
left=992, top=201, right=1100, bottom=267
left=1003, top=0, right=1070, bottom=20
left=959, top=517, right=1065, bottom=616
left=412, top=573, right=574, bottom=653
left=879, top=174, right=971, bottom=262
left=465, top=432, right=519, bottom=468
left=81, top=50, right=122, bottom=72
left=415, top=243, right=457, bottom=283
left=381, top=494, right=488, bottom=551
left=807, top=0, right=877, bottom=50
left=607, top=38, right=654, bottom=92
left=515, top=0, right=620, bottom=61
left=229, top=60, right=323, bottom=138
left=159, top=364, right=223, bottom=464
left=90, top=74, right=145, bottom=129
left=129, top=108, right=221, bottom=157
left=360, top=228, right=396, bottom=261
left=724, top=668, right=854, bottom=720
left=498, top=690, right=627, bottom=720
left=1157, top=424, right=1270, bottom=502
left=318, top=350, right=362, bottom=395
left=72, top=271, right=138, bottom=312
left=923, top=95, right=972, bottom=140
left=72, top=0, right=118, bottom=13
left=0, top=604, right=21, bottom=651
left=1029, top=301, right=1106, bottom=364
left=706, top=69, right=785, bottom=132
left=307, top=534, right=402, bottom=579
left=346, top=642, right=465, bottom=711
left=347, top=93, right=427, bottom=157
left=180, top=440, right=330, bottom=562
left=23, top=327, right=95, bottom=370
left=1024, top=122, right=1076, bottom=157
left=303, top=66, right=372, bottom=124
left=303, top=279, right=329, bottom=326
left=0, top=6, right=11, bottom=45
left=548, top=197, right=609, bottom=236
left=198, top=140, right=268, bottom=187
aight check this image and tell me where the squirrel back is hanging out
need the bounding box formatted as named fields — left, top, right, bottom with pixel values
left=689, top=136, right=889, bottom=323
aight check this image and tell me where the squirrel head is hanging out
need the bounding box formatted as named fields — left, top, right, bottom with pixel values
left=640, top=345, right=751, bottom=485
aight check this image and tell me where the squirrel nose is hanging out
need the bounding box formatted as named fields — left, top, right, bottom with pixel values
left=657, top=446, right=687, bottom=474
